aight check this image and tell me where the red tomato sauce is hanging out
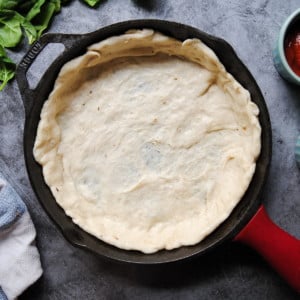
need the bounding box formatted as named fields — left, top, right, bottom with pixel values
left=284, top=25, right=300, bottom=76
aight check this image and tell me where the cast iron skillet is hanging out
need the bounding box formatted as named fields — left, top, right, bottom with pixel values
left=16, top=20, right=299, bottom=290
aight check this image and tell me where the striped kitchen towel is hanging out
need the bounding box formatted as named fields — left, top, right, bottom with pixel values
left=0, top=172, right=42, bottom=300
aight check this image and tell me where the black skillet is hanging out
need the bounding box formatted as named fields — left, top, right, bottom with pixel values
left=16, top=20, right=300, bottom=291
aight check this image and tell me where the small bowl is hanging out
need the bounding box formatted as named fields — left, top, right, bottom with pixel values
left=273, top=8, right=300, bottom=85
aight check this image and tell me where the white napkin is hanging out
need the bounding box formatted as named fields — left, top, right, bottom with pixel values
left=0, top=174, right=43, bottom=300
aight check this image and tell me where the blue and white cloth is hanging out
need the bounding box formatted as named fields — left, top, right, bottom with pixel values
left=0, top=173, right=42, bottom=300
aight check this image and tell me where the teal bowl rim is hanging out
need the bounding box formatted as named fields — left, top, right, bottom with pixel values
left=277, top=8, right=300, bottom=83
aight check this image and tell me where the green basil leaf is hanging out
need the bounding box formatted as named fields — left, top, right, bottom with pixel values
left=51, top=0, right=61, bottom=13
left=25, top=0, right=60, bottom=21
left=22, top=19, right=37, bottom=44
left=16, top=0, right=37, bottom=15
left=0, top=0, right=19, bottom=10
left=0, top=45, right=15, bottom=90
left=83, top=0, right=101, bottom=7
left=0, top=10, right=24, bottom=47
left=25, top=0, right=61, bottom=39
left=26, top=0, right=47, bottom=21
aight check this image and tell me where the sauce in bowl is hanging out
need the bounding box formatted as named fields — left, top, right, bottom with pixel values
left=284, top=24, right=300, bottom=76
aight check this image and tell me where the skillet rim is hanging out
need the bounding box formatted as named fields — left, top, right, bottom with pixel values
left=17, top=19, right=272, bottom=264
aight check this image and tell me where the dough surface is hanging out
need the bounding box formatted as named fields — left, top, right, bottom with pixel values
left=34, top=29, right=261, bottom=253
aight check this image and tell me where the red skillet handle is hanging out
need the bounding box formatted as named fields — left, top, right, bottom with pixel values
left=234, top=205, right=300, bottom=292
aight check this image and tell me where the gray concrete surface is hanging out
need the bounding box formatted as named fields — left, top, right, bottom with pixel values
left=0, top=0, right=299, bottom=299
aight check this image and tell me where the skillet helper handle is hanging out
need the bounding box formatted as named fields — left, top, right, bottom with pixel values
left=16, top=33, right=82, bottom=116
left=234, top=205, right=300, bottom=292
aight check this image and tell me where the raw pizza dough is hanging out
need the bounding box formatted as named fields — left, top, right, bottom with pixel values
left=34, top=29, right=261, bottom=253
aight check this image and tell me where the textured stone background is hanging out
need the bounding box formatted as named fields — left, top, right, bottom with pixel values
left=0, top=0, right=299, bottom=299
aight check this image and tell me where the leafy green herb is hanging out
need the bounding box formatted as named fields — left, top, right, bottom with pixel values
left=83, top=0, right=101, bottom=7
left=0, top=45, right=15, bottom=90
left=0, top=0, right=19, bottom=10
left=26, top=0, right=47, bottom=21
left=17, top=1, right=39, bottom=15
left=22, top=18, right=37, bottom=44
left=27, top=0, right=61, bottom=39
left=0, top=0, right=104, bottom=90
left=0, top=10, right=24, bottom=47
